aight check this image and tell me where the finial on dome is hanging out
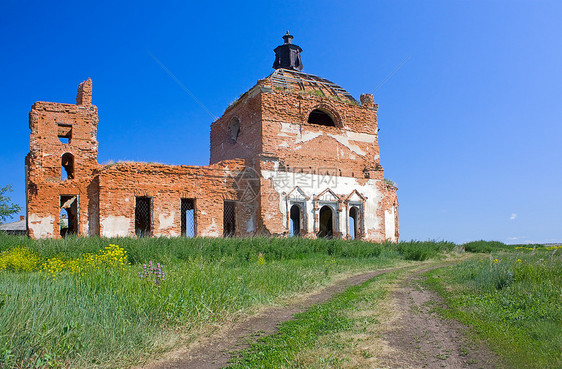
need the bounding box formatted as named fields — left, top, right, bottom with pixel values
left=273, top=32, right=303, bottom=71
left=282, top=31, right=293, bottom=44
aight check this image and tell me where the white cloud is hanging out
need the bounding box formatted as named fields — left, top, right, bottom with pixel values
left=510, top=213, right=517, bottom=220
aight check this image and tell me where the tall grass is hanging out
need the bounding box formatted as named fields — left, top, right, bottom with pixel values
left=0, top=234, right=522, bottom=368
left=0, top=234, right=466, bottom=264
left=395, top=240, right=455, bottom=260
left=0, top=235, right=386, bottom=264
left=425, top=250, right=561, bottom=368
left=4, top=257, right=386, bottom=368
left=0, top=234, right=408, bottom=368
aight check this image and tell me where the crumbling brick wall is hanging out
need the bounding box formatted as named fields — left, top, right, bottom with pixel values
left=26, top=79, right=100, bottom=238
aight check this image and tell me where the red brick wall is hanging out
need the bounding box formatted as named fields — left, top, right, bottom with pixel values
left=26, top=80, right=100, bottom=238
left=27, top=77, right=398, bottom=241
left=210, top=88, right=263, bottom=164
left=96, top=160, right=256, bottom=238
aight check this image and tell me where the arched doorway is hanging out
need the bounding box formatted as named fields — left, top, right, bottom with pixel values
left=290, top=204, right=301, bottom=237
left=318, top=205, right=334, bottom=238
left=349, top=206, right=359, bottom=240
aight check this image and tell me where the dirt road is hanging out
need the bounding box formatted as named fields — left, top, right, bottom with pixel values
left=141, top=262, right=497, bottom=369
left=376, top=267, right=498, bottom=368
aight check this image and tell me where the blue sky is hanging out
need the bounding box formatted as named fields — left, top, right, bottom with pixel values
left=1, top=0, right=560, bottom=244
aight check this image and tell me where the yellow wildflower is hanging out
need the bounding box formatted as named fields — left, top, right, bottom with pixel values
left=0, top=246, right=42, bottom=272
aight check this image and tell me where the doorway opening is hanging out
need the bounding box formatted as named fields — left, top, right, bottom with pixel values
left=290, top=204, right=301, bottom=237
left=349, top=206, right=359, bottom=240
left=60, top=195, right=78, bottom=237
left=318, top=205, right=334, bottom=238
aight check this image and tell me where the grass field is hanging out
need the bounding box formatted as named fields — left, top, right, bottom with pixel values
left=424, top=247, right=561, bottom=369
left=0, top=235, right=457, bottom=368
left=0, top=234, right=555, bottom=368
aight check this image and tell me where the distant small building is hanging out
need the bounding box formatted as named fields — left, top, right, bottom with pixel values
left=0, top=216, right=26, bottom=236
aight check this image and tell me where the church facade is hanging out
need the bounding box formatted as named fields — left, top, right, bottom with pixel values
left=25, top=33, right=399, bottom=241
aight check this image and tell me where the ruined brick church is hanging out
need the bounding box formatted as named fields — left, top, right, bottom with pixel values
left=25, top=33, right=399, bottom=241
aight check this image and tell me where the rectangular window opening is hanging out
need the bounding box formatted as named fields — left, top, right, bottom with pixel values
left=60, top=195, right=78, bottom=237
left=57, top=123, right=72, bottom=144
left=223, top=201, right=236, bottom=238
left=181, top=198, right=196, bottom=237
left=135, top=197, right=152, bottom=237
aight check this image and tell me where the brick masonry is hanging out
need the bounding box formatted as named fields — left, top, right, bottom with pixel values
left=26, top=70, right=398, bottom=241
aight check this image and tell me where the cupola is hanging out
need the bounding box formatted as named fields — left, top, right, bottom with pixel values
left=273, top=31, right=303, bottom=71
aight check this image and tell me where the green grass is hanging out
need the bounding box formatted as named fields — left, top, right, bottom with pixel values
left=0, top=234, right=389, bottom=264
left=424, top=250, right=561, bottom=369
left=0, top=234, right=529, bottom=368
left=0, top=235, right=413, bottom=368
left=395, top=240, right=455, bottom=260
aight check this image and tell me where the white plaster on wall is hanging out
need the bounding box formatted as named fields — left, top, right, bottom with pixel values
left=101, top=215, right=130, bottom=237
left=202, top=219, right=219, bottom=237
left=261, top=169, right=384, bottom=240
left=327, top=133, right=367, bottom=156
left=296, top=131, right=323, bottom=144
left=280, top=122, right=300, bottom=135
left=280, top=122, right=376, bottom=158
left=158, top=212, right=175, bottom=230
left=385, top=209, right=396, bottom=242
left=28, top=214, right=54, bottom=239
left=344, top=131, right=377, bottom=143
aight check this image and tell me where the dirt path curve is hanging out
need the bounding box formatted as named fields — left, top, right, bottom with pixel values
left=141, top=266, right=404, bottom=369
left=377, top=266, right=498, bottom=369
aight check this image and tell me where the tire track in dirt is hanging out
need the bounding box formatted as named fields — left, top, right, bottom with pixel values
left=141, top=261, right=499, bottom=369
left=377, top=266, right=499, bottom=368
left=140, top=266, right=407, bottom=369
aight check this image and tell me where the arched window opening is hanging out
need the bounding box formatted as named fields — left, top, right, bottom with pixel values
left=61, top=153, right=74, bottom=181
left=307, top=109, right=335, bottom=127
left=228, top=117, right=240, bottom=143
left=290, top=204, right=301, bottom=237
left=349, top=206, right=359, bottom=240
left=318, top=205, right=334, bottom=239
